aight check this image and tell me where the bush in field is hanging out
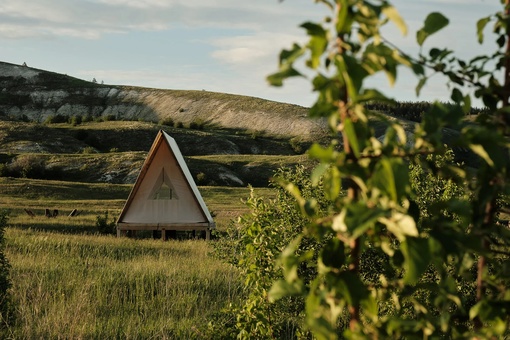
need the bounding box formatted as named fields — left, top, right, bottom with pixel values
left=95, top=211, right=117, bottom=235
left=70, top=115, right=82, bottom=126
left=159, top=117, right=174, bottom=127
left=0, top=211, right=13, bottom=333
left=212, top=166, right=329, bottom=338
left=196, top=172, right=207, bottom=185
left=43, top=114, right=68, bottom=124
left=188, top=119, right=205, bottom=130
left=8, top=154, right=46, bottom=179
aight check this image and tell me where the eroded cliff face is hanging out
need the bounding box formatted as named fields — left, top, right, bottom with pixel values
left=0, top=62, right=326, bottom=140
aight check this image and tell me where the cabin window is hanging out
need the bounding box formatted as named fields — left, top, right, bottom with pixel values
left=152, top=182, right=173, bottom=200
left=150, top=169, right=178, bottom=200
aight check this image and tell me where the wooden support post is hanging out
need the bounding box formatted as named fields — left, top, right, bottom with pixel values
left=206, top=229, right=210, bottom=241
left=117, top=227, right=121, bottom=238
left=161, top=229, right=166, bottom=241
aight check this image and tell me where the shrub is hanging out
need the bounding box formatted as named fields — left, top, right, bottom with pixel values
left=95, top=211, right=117, bottom=235
left=159, top=117, right=174, bottom=127
left=196, top=172, right=207, bottom=185
left=211, top=166, right=327, bottom=338
left=8, top=155, right=46, bottom=179
left=189, top=119, right=205, bottom=130
left=70, top=115, right=82, bottom=126
left=82, top=147, right=96, bottom=154
left=103, top=114, right=116, bottom=122
left=82, top=115, right=94, bottom=123
left=174, top=121, right=184, bottom=129
left=44, top=114, right=69, bottom=124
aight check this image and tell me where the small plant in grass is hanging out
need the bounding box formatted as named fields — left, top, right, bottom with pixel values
left=174, top=121, right=184, bottom=128
left=189, top=119, right=205, bottom=130
left=104, top=114, right=116, bottom=121
left=82, top=114, right=94, bottom=123
left=95, top=211, right=116, bottom=235
left=196, top=172, right=207, bottom=185
left=81, top=146, right=96, bottom=154
left=70, top=115, right=82, bottom=126
left=109, top=147, right=119, bottom=153
left=44, top=114, right=68, bottom=124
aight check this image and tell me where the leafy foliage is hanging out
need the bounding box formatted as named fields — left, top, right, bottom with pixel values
left=95, top=211, right=117, bottom=235
left=212, top=166, right=329, bottom=338
left=230, top=0, right=510, bottom=338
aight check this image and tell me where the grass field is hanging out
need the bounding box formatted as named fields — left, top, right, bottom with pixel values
left=0, top=178, right=272, bottom=338
left=4, top=229, right=242, bottom=339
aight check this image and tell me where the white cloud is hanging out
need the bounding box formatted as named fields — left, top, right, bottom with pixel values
left=0, top=0, right=316, bottom=39
left=210, top=32, right=304, bottom=66
left=93, top=0, right=172, bottom=9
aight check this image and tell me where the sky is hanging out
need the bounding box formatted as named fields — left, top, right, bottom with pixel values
left=0, top=0, right=503, bottom=108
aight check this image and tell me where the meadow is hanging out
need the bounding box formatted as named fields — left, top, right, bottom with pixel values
left=0, top=178, right=269, bottom=338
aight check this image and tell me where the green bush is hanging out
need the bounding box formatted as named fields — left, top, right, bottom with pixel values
left=159, top=117, right=174, bottom=127
left=103, top=114, right=116, bottom=122
left=95, top=211, right=117, bottom=235
left=8, top=155, right=47, bottom=179
left=82, top=115, right=94, bottom=123
left=196, top=172, right=207, bottom=185
left=212, top=166, right=328, bottom=338
left=189, top=119, right=205, bottom=130
left=82, top=147, right=96, bottom=154
left=44, top=114, right=69, bottom=124
left=70, top=115, right=82, bottom=126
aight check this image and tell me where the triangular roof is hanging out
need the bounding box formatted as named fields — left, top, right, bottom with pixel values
left=117, top=130, right=214, bottom=228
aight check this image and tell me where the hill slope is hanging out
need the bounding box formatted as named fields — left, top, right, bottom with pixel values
left=0, top=61, right=327, bottom=141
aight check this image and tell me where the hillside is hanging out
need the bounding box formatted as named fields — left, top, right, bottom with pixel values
left=0, top=61, right=325, bottom=186
left=0, top=61, right=475, bottom=188
left=0, top=61, right=327, bottom=140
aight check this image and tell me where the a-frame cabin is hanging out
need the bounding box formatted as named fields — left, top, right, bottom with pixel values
left=116, top=130, right=215, bottom=240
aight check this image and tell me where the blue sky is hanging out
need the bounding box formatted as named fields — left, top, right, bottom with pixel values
left=0, top=0, right=502, bottom=108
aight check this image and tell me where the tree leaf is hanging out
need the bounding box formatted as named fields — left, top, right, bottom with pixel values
left=382, top=5, right=407, bottom=36
left=468, top=144, right=494, bottom=167
left=269, top=279, right=304, bottom=302
left=267, top=66, right=303, bottom=87
left=416, top=12, right=449, bottom=46
left=311, top=163, right=330, bottom=186
left=343, top=118, right=361, bottom=158
left=401, top=237, right=431, bottom=285
left=321, top=238, right=345, bottom=269
left=416, top=77, right=427, bottom=96
left=324, top=166, right=341, bottom=200
left=476, top=16, right=491, bottom=44
left=301, top=22, right=328, bottom=69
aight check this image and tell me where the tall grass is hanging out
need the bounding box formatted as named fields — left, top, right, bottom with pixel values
left=5, top=229, right=242, bottom=338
